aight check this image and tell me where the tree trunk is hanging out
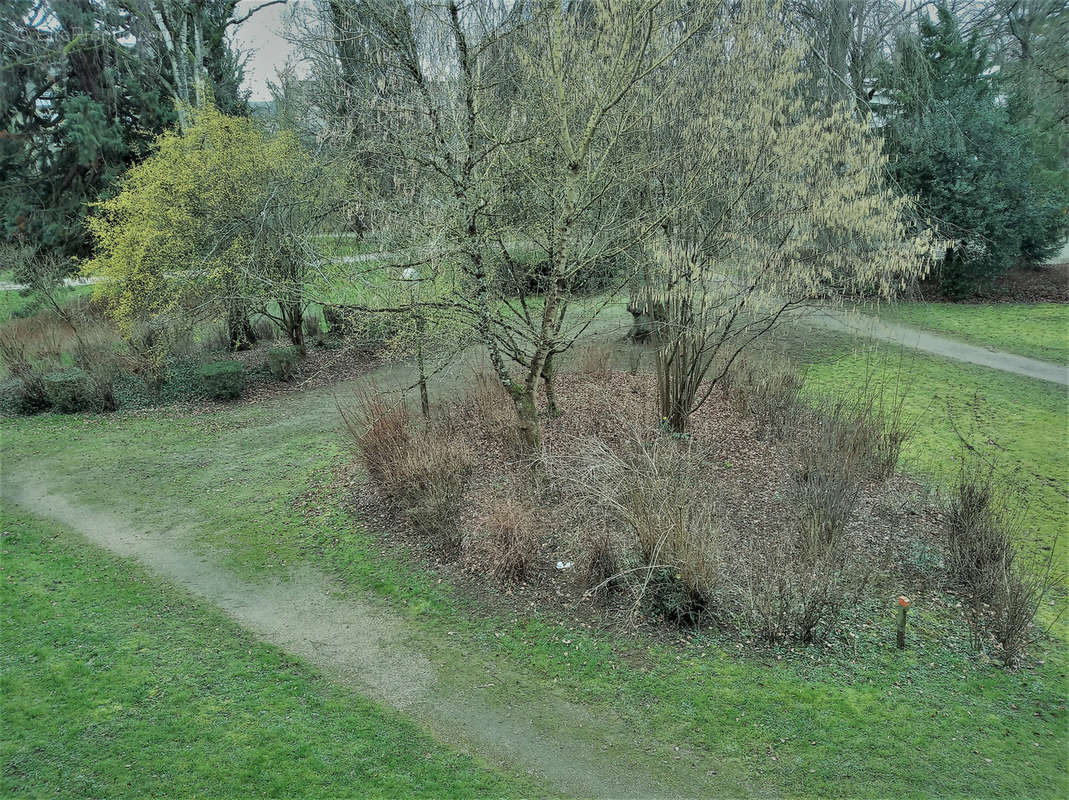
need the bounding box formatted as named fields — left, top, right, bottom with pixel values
left=507, top=383, right=540, bottom=450
left=416, top=324, right=430, bottom=418
left=227, top=302, right=254, bottom=351
left=541, top=351, right=560, bottom=417
left=287, top=310, right=305, bottom=355
left=827, top=0, right=853, bottom=110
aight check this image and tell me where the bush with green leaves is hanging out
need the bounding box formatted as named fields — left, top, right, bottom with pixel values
left=267, top=345, right=300, bottom=381
left=197, top=361, right=245, bottom=400
left=84, top=105, right=330, bottom=354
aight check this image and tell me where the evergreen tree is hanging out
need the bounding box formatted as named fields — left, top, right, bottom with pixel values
left=0, top=1, right=251, bottom=273
left=880, top=5, right=1068, bottom=295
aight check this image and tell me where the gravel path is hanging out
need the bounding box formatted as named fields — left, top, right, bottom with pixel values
left=800, top=307, right=1069, bottom=386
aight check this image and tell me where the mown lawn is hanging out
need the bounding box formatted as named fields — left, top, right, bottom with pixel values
left=868, top=301, right=1069, bottom=365
left=0, top=282, right=93, bottom=324
left=0, top=509, right=526, bottom=799
left=801, top=344, right=1069, bottom=571
left=3, top=353, right=1067, bottom=798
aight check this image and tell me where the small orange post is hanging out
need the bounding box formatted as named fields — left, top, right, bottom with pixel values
left=896, top=596, right=911, bottom=649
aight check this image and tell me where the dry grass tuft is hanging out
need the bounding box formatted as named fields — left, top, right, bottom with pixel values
left=465, top=498, right=540, bottom=584
left=946, top=457, right=1059, bottom=666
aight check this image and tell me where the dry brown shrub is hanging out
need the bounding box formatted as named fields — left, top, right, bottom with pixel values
left=1, top=303, right=121, bottom=413
left=341, top=391, right=411, bottom=484
left=555, top=421, right=882, bottom=639
left=579, top=525, right=626, bottom=599
left=789, top=397, right=869, bottom=555
left=0, top=323, right=49, bottom=411
left=945, top=457, right=1058, bottom=666
left=946, top=461, right=1009, bottom=592
left=722, top=354, right=805, bottom=439
left=461, top=370, right=518, bottom=444
left=1, top=313, right=69, bottom=363
left=560, top=433, right=723, bottom=624
left=737, top=533, right=875, bottom=643
left=465, top=497, right=539, bottom=583
left=341, top=390, right=473, bottom=550
left=71, top=334, right=119, bottom=412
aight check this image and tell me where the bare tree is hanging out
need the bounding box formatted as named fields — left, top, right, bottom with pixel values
left=636, top=1, right=934, bottom=432
left=137, top=0, right=285, bottom=129
left=787, top=0, right=933, bottom=114
left=295, top=0, right=705, bottom=448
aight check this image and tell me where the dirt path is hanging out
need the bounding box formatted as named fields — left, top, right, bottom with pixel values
left=800, top=307, right=1069, bottom=386
left=4, top=473, right=735, bottom=799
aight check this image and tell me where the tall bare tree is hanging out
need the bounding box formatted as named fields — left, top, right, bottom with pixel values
left=636, top=1, right=935, bottom=432
left=296, top=0, right=706, bottom=447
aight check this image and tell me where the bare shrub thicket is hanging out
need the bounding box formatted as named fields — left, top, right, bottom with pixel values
left=722, top=355, right=911, bottom=483
left=0, top=323, right=49, bottom=412
left=789, top=396, right=877, bottom=554
left=341, top=392, right=473, bottom=551
left=558, top=413, right=880, bottom=641
left=740, top=530, right=876, bottom=644
left=721, top=354, right=805, bottom=439
left=71, top=329, right=119, bottom=412
left=567, top=436, right=722, bottom=625
left=465, top=498, right=540, bottom=584
left=1, top=300, right=120, bottom=412
left=946, top=457, right=1058, bottom=666
left=577, top=343, right=615, bottom=380
left=453, top=371, right=521, bottom=450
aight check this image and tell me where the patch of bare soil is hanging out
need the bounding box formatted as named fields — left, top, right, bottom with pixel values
left=333, top=369, right=947, bottom=644
left=982, top=263, right=1069, bottom=303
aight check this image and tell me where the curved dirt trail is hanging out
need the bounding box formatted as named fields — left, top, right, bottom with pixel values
left=4, top=473, right=733, bottom=800
left=802, top=308, right=1069, bottom=386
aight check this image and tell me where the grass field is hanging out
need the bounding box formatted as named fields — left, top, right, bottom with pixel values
left=0, top=282, right=93, bottom=324
left=0, top=509, right=525, bottom=799
left=4, top=334, right=1067, bottom=796
left=868, top=301, right=1069, bottom=365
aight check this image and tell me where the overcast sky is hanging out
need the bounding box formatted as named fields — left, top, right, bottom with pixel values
left=230, top=0, right=300, bottom=101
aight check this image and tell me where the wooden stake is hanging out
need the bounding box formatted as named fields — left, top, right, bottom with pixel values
left=896, top=596, right=911, bottom=649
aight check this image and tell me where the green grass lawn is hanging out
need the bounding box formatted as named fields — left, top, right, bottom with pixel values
left=801, top=343, right=1069, bottom=571
left=0, top=508, right=526, bottom=799
left=3, top=357, right=1067, bottom=797
left=0, top=283, right=93, bottom=324
left=868, top=301, right=1069, bottom=365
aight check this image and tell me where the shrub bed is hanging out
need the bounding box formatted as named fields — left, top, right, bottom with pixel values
left=341, top=360, right=1055, bottom=663
left=197, top=360, right=245, bottom=400
left=267, top=345, right=300, bottom=381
